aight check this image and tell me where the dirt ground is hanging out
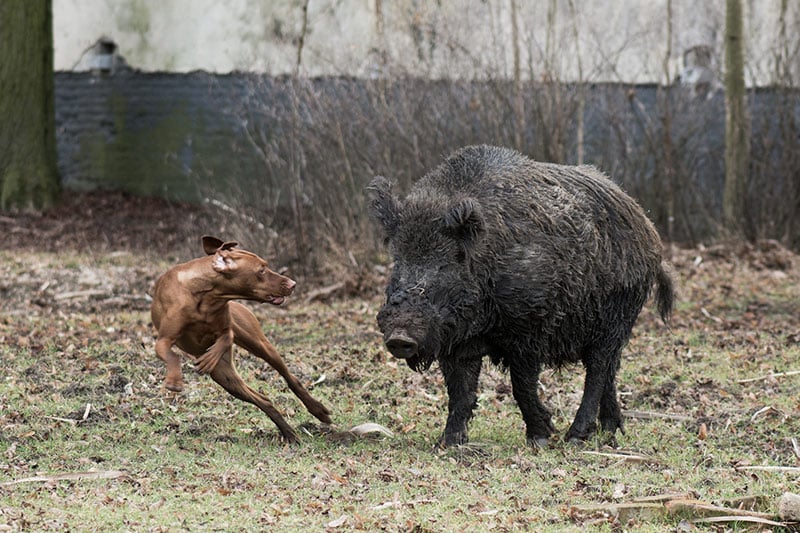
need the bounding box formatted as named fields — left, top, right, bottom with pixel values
left=0, top=191, right=216, bottom=257
left=2, top=189, right=799, bottom=305
left=2, top=191, right=799, bottom=530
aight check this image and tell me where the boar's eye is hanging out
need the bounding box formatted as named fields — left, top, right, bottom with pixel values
left=438, top=250, right=465, bottom=269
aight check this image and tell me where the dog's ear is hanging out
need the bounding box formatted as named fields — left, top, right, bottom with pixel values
left=212, top=250, right=239, bottom=274
left=202, top=236, right=238, bottom=255
left=202, top=236, right=224, bottom=255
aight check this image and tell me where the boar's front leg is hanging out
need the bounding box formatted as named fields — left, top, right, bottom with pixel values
left=509, top=360, right=555, bottom=447
left=438, top=355, right=483, bottom=447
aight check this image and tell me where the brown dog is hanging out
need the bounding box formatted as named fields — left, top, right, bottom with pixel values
left=150, top=236, right=331, bottom=442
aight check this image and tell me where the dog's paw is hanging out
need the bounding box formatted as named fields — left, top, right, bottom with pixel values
left=164, top=379, right=184, bottom=392
left=308, top=401, right=332, bottom=424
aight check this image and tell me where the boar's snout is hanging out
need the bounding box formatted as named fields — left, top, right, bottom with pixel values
left=385, top=330, right=419, bottom=359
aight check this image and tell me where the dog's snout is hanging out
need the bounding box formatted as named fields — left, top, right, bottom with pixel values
left=284, top=278, right=296, bottom=293
left=385, top=330, right=418, bottom=359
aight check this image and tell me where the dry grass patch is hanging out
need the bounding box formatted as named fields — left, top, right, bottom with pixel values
left=1, top=243, right=799, bottom=531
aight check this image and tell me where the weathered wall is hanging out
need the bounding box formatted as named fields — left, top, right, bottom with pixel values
left=53, top=0, right=799, bottom=86
left=53, top=71, right=725, bottom=203
left=55, top=71, right=258, bottom=201
left=54, top=70, right=799, bottom=243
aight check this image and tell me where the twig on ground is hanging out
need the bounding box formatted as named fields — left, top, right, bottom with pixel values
left=691, top=516, right=786, bottom=527
left=622, top=409, right=692, bottom=422
left=44, top=404, right=92, bottom=425
left=570, top=494, right=789, bottom=526
left=632, top=493, right=695, bottom=503
left=664, top=498, right=775, bottom=519
left=737, top=369, right=800, bottom=384
left=735, top=465, right=800, bottom=474
left=750, top=405, right=784, bottom=422
left=54, top=289, right=107, bottom=301
left=371, top=498, right=436, bottom=511
left=44, top=416, right=77, bottom=425
left=0, top=470, right=127, bottom=487
left=581, top=450, right=659, bottom=464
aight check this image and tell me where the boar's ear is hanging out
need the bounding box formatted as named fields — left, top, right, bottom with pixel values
left=367, top=176, right=400, bottom=239
left=442, top=197, right=484, bottom=246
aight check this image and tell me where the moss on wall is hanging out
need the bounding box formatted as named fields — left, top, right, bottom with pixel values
left=75, top=92, right=202, bottom=200
left=115, top=0, right=151, bottom=65
left=55, top=72, right=272, bottom=204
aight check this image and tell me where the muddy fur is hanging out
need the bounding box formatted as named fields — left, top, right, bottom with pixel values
left=369, top=145, right=675, bottom=446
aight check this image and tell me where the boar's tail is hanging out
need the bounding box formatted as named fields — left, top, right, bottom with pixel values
left=655, top=262, right=675, bottom=325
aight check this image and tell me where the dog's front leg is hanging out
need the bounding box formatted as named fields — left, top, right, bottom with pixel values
left=195, top=329, right=234, bottom=374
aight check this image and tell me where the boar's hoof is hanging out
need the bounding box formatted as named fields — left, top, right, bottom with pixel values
left=437, top=430, right=468, bottom=449
left=527, top=436, right=550, bottom=448
left=566, top=433, right=618, bottom=448
left=565, top=420, right=597, bottom=443
left=566, top=436, right=589, bottom=447
left=385, top=331, right=418, bottom=359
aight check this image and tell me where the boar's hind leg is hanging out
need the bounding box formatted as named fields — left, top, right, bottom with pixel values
left=566, top=340, right=624, bottom=443
left=598, top=376, right=623, bottom=434
left=439, top=356, right=483, bottom=447
left=509, top=362, right=555, bottom=447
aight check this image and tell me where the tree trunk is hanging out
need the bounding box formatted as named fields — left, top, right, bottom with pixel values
left=510, top=0, right=524, bottom=151
left=0, top=1, right=60, bottom=211
left=660, top=0, right=675, bottom=245
left=567, top=0, right=585, bottom=165
left=723, top=0, right=750, bottom=237
left=294, top=0, right=311, bottom=76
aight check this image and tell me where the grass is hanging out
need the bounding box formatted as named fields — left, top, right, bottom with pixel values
left=1, top=247, right=799, bottom=531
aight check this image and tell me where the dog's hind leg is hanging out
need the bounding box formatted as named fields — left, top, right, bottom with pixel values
left=155, top=336, right=185, bottom=392
left=229, top=302, right=332, bottom=424
left=208, top=349, right=299, bottom=443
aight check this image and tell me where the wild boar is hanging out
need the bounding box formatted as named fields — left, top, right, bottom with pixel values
left=368, top=145, right=674, bottom=447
